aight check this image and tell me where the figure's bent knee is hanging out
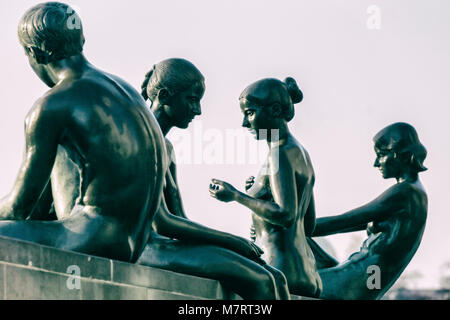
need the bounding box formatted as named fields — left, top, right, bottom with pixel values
left=250, top=269, right=278, bottom=300
left=271, top=268, right=288, bottom=287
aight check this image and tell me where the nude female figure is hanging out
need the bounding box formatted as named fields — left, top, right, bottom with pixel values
left=209, top=78, right=322, bottom=298
left=311, top=122, right=428, bottom=300
left=0, top=2, right=166, bottom=262
left=136, top=59, right=290, bottom=300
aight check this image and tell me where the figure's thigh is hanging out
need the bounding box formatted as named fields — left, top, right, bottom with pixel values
left=140, top=238, right=265, bottom=280
left=319, top=254, right=381, bottom=300
left=138, top=238, right=277, bottom=299
left=0, top=215, right=131, bottom=261
left=261, top=263, right=290, bottom=299
left=0, top=220, right=63, bottom=246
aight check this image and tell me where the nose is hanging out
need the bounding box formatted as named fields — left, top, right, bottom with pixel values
left=242, top=117, right=250, bottom=128
left=191, top=103, right=201, bottom=116
left=373, top=157, right=380, bottom=167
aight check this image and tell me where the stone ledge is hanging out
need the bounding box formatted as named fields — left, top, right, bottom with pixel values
left=0, top=236, right=240, bottom=300
left=0, top=236, right=313, bottom=300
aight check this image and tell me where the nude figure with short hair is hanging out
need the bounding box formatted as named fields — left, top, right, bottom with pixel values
left=0, top=2, right=167, bottom=263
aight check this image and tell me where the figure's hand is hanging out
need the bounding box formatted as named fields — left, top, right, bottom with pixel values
left=367, top=221, right=386, bottom=235
left=231, top=237, right=264, bottom=260
left=209, top=179, right=238, bottom=203
left=245, top=176, right=255, bottom=192
left=367, top=222, right=375, bottom=235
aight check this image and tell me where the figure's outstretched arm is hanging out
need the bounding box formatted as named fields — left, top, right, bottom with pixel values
left=0, top=98, right=61, bottom=220
left=152, top=195, right=264, bottom=260
left=312, top=184, right=408, bottom=237
left=210, top=149, right=297, bottom=228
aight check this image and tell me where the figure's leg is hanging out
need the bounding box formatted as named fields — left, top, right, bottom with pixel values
left=261, top=262, right=290, bottom=300
left=138, top=237, right=282, bottom=300
left=0, top=212, right=132, bottom=261
left=318, top=253, right=382, bottom=300
left=0, top=220, right=63, bottom=247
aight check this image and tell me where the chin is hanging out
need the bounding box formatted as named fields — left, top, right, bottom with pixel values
left=175, top=120, right=191, bottom=129
left=381, top=173, right=393, bottom=179
left=247, top=129, right=260, bottom=140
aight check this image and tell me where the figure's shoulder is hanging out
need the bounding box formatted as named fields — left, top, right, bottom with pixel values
left=272, top=137, right=296, bottom=156
left=27, top=90, right=67, bottom=117
left=381, top=181, right=428, bottom=219
left=279, top=135, right=309, bottom=156
left=268, top=143, right=299, bottom=176
left=274, top=136, right=312, bottom=169
left=99, top=70, right=143, bottom=100
left=56, top=69, right=141, bottom=102
left=27, top=78, right=97, bottom=122
left=24, top=92, right=68, bottom=131
left=38, top=80, right=87, bottom=108
left=400, top=181, right=428, bottom=202
left=381, top=180, right=427, bottom=205
left=101, top=71, right=137, bottom=93
left=390, top=180, right=423, bottom=194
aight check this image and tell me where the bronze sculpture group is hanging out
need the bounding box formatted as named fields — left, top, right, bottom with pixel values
left=0, top=2, right=428, bottom=300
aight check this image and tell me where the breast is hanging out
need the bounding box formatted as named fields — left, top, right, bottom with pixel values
left=248, top=173, right=273, bottom=200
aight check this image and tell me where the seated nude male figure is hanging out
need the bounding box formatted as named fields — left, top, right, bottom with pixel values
left=0, top=2, right=166, bottom=263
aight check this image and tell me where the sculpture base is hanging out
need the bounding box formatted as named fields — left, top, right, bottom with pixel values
left=0, top=236, right=313, bottom=300
left=0, top=236, right=241, bottom=300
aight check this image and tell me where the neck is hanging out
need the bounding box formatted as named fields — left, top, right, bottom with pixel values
left=151, top=103, right=173, bottom=136
left=47, top=54, right=90, bottom=85
left=396, top=171, right=418, bottom=183
left=267, top=122, right=290, bottom=148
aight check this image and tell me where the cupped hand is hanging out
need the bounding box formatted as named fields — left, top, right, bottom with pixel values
left=209, top=179, right=238, bottom=203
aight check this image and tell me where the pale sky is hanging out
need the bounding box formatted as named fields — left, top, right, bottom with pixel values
left=0, top=0, right=449, bottom=289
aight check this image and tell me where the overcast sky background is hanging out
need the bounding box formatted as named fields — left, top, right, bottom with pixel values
left=0, top=0, right=449, bottom=288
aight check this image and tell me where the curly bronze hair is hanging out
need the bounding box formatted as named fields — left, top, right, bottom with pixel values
left=18, top=2, right=85, bottom=64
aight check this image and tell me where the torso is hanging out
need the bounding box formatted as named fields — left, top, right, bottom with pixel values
left=320, top=180, right=428, bottom=299
left=247, top=136, right=321, bottom=296
left=362, top=180, right=427, bottom=269
left=48, top=67, right=166, bottom=258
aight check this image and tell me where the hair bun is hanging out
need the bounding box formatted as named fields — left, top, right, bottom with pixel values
left=284, top=77, right=303, bottom=104
left=141, top=69, right=154, bottom=101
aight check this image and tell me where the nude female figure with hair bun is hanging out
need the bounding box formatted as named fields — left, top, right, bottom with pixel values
left=209, top=77, right=322, bottom=298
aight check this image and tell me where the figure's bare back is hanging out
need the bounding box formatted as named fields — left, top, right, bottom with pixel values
left=49, top=68, right=166, bottom=236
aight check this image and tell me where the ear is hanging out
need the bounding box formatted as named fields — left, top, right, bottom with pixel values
left=397, top=151, right=413, bottom=164
left=407, top=152, right=415, bottom=165
left=270, top=103, right=283, bottom=118
left=26, top=46, right=50, bottom=64
left=156, top=88, right=171, bottom=105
